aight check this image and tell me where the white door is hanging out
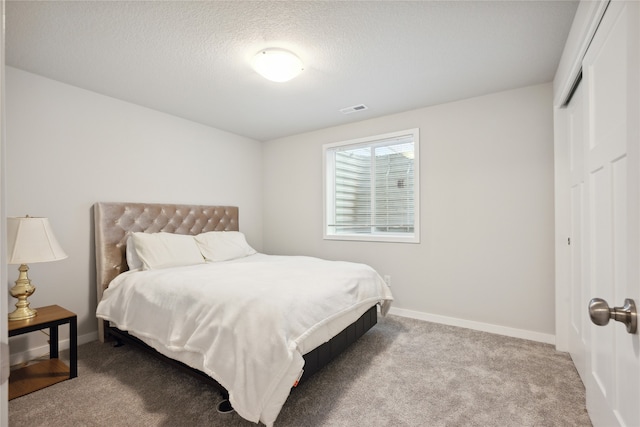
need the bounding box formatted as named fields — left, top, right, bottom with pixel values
left=582, top=1, right=640, bottom=426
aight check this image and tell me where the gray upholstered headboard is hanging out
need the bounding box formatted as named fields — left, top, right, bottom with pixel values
left=94, top=202, right=239, bottom=341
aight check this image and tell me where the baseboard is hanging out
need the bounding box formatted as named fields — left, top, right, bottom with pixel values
left=388, top=307, right=556, bottom=345
left=9, top=331, right=98, bottom=366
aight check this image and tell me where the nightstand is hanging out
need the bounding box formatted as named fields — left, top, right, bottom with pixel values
left=8, top=305, right=77, bottom=400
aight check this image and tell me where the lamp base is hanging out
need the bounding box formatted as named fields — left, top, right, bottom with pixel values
left=8, top=306, right=37, bottom=321
left=9, top=263, right=38, bottom=321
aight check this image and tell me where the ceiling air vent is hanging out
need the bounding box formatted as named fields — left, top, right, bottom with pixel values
left=339, top=104, right=368, bottom=114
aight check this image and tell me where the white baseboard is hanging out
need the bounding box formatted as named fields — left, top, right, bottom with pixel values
left=9, top=331, right=98, bottom=366
left=388, top=307, right=556, bottom=345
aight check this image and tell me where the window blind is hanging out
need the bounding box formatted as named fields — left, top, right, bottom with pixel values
left=325, top=131, right=417, bottom=241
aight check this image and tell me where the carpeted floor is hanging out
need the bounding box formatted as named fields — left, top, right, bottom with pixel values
left=9, top=315, right=592, bottom=426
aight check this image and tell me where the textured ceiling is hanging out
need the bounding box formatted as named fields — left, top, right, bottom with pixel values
left=6, top=1, right=578, bottom=141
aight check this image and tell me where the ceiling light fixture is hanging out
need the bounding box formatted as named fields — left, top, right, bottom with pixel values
left=252, top=48, right=304, bottom=83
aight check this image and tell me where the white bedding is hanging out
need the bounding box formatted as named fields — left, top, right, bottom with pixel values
left=96, top=253, right=393, bottom=426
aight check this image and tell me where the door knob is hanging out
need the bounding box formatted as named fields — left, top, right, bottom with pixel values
left=588, top=298, right=637, bottom=334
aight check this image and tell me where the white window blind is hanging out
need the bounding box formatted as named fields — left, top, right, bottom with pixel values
left=324, top=129, right=419, bottom=243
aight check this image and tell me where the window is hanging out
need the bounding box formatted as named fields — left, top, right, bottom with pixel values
left=323, top=128, right=419, bottom=243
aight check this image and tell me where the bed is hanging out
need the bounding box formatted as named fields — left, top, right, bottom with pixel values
left=93, top=202, right=393, bottom=426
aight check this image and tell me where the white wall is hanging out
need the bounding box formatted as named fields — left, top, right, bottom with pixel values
left=263, top=83, right=556, bottom=340
left=5, top=67, right=263, bottom=359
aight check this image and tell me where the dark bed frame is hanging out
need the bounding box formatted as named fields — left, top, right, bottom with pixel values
left=94, top=202, right=378, bottom=413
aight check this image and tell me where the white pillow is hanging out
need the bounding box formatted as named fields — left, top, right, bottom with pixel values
left=194, top=231, right=257, bottom=262
left=131, top=232, right=205, bottom=270
left=125, top=235, right=143, bottom=271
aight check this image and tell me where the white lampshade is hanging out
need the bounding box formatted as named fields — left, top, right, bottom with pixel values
left=7, top=216, right=68, bottom=264
left=251, top=48, right=304, bottom=82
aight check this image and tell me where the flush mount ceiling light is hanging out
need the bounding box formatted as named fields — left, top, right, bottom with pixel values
left=252, top=48, right=304, bottom=82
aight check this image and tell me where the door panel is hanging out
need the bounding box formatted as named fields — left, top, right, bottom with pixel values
left=588, top=164, right=614, bottom=408
left=582, top=1, right=640, bottom=426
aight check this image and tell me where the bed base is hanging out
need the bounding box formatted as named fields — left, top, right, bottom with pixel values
left=299, top=305, right=377, bottom=384
left=106, top=305, right=377, bottom=411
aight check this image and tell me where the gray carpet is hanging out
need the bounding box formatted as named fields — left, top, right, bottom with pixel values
left=9, top=315, right=591, bottom=426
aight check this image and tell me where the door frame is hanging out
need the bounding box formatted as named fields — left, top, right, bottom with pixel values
left=0, top=0, right=8, bottom=422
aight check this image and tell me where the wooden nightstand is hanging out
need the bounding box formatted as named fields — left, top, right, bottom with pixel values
left=8, top=305, right=77, bottom=400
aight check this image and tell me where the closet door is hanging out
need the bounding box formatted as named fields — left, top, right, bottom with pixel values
left=582, top=1, right=639, bottom=426
left=566, top=82, right=587, bottom=383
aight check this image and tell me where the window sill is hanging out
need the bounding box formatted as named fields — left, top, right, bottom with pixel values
left=323, top=234, right=420, bottom=244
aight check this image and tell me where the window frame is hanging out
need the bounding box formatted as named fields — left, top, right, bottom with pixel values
left=323, top=128, right=420, bottom=243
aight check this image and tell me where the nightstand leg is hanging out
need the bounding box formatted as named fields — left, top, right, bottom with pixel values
left=50, top=325, right=59, bottom=358
left=70, top=317, right=77, bottom=378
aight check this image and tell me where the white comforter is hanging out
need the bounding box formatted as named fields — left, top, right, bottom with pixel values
left=96, top=254, right=393, bottom=426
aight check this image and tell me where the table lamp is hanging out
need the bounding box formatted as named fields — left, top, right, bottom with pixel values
left=6, top=216, right=68, bottom=321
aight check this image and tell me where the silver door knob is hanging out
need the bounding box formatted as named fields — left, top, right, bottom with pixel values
left=588, top=298, right=637, bottom=334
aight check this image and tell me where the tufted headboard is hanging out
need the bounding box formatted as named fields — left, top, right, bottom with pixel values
left=94, top=202, right=239, bottom=341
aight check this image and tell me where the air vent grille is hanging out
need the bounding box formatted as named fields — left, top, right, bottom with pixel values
left=339, top=104, right=368, bottom=114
